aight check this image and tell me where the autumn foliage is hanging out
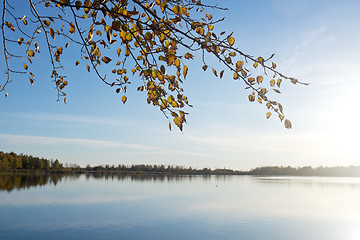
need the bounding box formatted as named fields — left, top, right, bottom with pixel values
left=1, top=0, right=307, bottom=130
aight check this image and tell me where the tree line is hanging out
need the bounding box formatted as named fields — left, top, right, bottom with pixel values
left=249, top=166, right=360, bottom=177
left=0, top=151, right=64, bottom=171
left=0, top=151, right=241, bottom=174
left=1, top=151, right=360, bottom=177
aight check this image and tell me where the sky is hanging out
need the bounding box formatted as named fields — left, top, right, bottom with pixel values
left=1, top=0, right=360, bottom=170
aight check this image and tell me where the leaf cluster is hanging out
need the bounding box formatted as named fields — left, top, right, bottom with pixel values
left=0, top=0, right=307, bottom=130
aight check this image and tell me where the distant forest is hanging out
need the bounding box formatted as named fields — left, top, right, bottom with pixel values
left=1, top=151, right=360, bottom=177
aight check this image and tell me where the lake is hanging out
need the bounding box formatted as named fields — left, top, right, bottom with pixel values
left=1, top=174, right=360, bottom=240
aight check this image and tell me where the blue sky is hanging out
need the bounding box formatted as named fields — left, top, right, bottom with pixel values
left=1, top=0, right=360, bottom=170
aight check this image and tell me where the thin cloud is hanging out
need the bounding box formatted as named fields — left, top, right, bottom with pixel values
left=281, top=25, right=331, bottom=73
left=0, top=133, right=208, bottom=157
left=3, top=112, right=136, bottom=127
left=0, top=133, right=153, bottom=150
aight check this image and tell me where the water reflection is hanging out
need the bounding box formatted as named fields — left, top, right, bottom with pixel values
left=253, top=176, right=360, bottom=188
left=1, top=174, right=360, bottom=240
left=0, top=174, right=78, bottom=192
left=0, top=173, right=235, bottom=192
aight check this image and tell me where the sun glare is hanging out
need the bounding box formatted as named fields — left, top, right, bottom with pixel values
left=320, top=88, right=360, bottom=161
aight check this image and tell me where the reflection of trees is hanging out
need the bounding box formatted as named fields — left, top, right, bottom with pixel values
left=0, top=174, right=80, bottom=192
left=1, top=174, right=49, bottom=191
left=2, top=165, right=360, bottom=192
left=0, top=173, right=231, bottom=191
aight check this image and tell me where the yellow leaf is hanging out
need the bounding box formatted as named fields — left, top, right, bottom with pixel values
left=290, top=78, right=298, bottom=84
left=260, top=88, right=267, bottom=96
left=233, top=72, right=239, bottom=80
left=277, top=79, right=282, bottom=88
left=270, top=79, right=275, bottom=86
left=174, top=58, right=180, bottom=68
left=49, top=28, right=55, bottom=39
left=43, top=20, right=51, bottom=26
left=160, top=2, right=168, bottom=13
left=266, top=112, right=271, bottom=119
left=174, top=116, right=183, bottom=131
left=248, top=77, right=255, bottom=84
left=125, top=33, right=133, bottom=41
left=23, top=63, right=28, bottom=70
left=220, top=70, right=224, bottom=79
left=17, top=38, right=24, bottom=45
left=212, top=68, right=217, bottom=77
left=28, top=50, right=35, bottom=57
left=257, top=76, right=263, bottom=83
left=272, top=62, right=277, bottom=69
left=69, top=26, right=75, bottom=33
left=86, top=64, right=90, bottom=72
left=87, top=26, right=94, bottom=41
left=179, top=111, right=186, bottom=122
left=106, top=26, right=112, bottom=43
left=227, top=36, right=235, bottom=46
left=169, top=122, right=172, bottom=131
left=171, top=101, right=179, bottom=108
left=160, top=65, right=166, bottom=74
left=278, top=103, right=283, bottom=113
left=101, top=56, right=112, bottom=63
left=5, top=21, right=15, bottom=31
left=167, top=55, right=175, bottom=66
left=172, top=5, right=179, bottom=14
left=183, top=65, right=188, bottom=79
left=248, top=94, right=255, bottom=102
left=236, top=61, right=243, bottom=69
left=284, top=119, right=292, bottom=129
left=253, top=62, right=258, bottom=68
left=257, top=57, right=264, bottom=64
left=184, top=52, right=193, bottom=59
left=199, top=27, right=204, bottom=35
left=122, top=96, right=127, bottom=104
left=151, top=69, right=158, bottom=79
left=119, top=30, right=126, bottom=41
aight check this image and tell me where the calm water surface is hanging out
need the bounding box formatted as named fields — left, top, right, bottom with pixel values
left=1, top=174, right=360, bottom=240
